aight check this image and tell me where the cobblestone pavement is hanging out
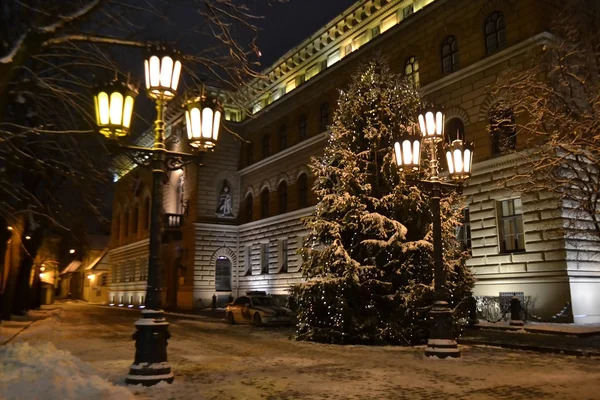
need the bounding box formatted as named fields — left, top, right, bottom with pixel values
left=17, top=304, right=600, bottom=399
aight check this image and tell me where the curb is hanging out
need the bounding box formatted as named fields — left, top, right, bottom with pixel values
left=471, top=325, right=600, bottom=338
left=458, top=338, right=600, bottom=357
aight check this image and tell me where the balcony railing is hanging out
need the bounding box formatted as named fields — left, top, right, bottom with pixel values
left=164, top=213, right=184, bottom=228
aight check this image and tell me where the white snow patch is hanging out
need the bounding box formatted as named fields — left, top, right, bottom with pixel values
left=0, top=342, right=134, bottom=400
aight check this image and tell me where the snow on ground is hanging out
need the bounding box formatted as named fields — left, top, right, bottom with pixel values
left=3, top=303, right=600, bottom=399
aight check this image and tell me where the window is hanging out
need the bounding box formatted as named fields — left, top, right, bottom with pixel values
left=445, top=118, right=465, bottom=142
left=404, top=56, right=419, bottom=87
left=353, top=32, right=367, bottom=50
left=457, top=208, right=472, bottom=250
left=247, top=142, right=254, bottom=165
left=306, top=64, right=319, bottom=81
left=101, top=274, right=107, bottom=286
left=262, top=134, right=270, bottom=159
left=260, top=243, right=269, bottom=274
left=245, top=194, right=253, bottom=222
left=490, top=103, right=516, bottom=156
left=278, top=239, right=288, bottom=273
left=279, top=125, right=287, bottom=151
left=485, top=11, right=506, bottom=54
left=498, top=199, right=525, bottom=253
left=286, top=79, right=296, bottom=93
left=298, top=173, right=308, bottom=208
left=277, top=181, right=288, bottom=214
left=372, top=25, right=380, bottom=38
left=442, top=35, right=459, bottom=73
left=129, top=261, right=136, bottom=281
left=403, top=4, right=414, bottom=19
left=215, top=257, right=232, bottom=291
left=327, top=50, right=340, bottom=67
left=295, top=75, right=306, bottom=87
left=320, top=102, right=329, bottom=132
left=260, top=188, right=269, bottom=219
left=252, top=101, right=263, bottom=114
left=132, top=205, right=139, bottom=234
left=271, top=88, right=283, bottom=103
left=299, top=114, right=307, bottom=140
left=111, top=265, right=117, bottom=283
left=381, top=14, right=397, bottom=33
left=120, top=264, right=126, bottom=282
left=245, top=246, right=252, bottom=276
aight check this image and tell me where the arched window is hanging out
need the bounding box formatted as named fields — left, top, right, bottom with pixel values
left=278, top=181, right=288, bottom=214
left=320, top=102, right=329, bottom=132
left=215, top=257, right=232, bottom=291
left=132, top=204, right=139, bottom=234
left=142, top=197, right=150, bottom=230
left=441, top=35, right=459, bottom=73
left=405, top=56, right=419, bottom=87
left=485, top=11, right=506, bottom=54
left=262, top=134, right=270, bottom=159
left=489, top=102, right=516, bottom=156
left=245, top=194, right=253, bottom=222
left=279, top=124, right=287, bottom=151
left=299, top=114, right=307, bottom=140
left=298, top=174, right=308, bottom=208
left=247, top=142, right=254, bottom=165
left=445, top=118, right=465, bottom=142
left=260, top=188, right=270, bottom=219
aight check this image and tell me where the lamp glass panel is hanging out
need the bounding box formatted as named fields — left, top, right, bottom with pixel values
left=418, top=114, right=427, bottom=137
left=436, top=111, right=444, bottom=137
left=123, top=96, right=134, bottom=128
left=109, top=92, right=124, bottom=125
left=171, top=61, right=182, bottom=91
left=402, top=140, right=412, bottom=164
left=446, top=151, right=454, bottom=173
left=149, top=56, right=160, bottom=87
left=213, top=110, right=221, bottom=141
left=413, top=140, right=421, bottom=164
left=97, top=92, right=110, bottom=125
left=394, top=142, right=401, bottom=165
left=425, top=111, right=435, bottom=136
left=202, top=107, right=213, bottom=138
left=453, top=148, right=463, bottom=173
left=191, top=107, right=201, bottom=140
left=94, top=95, right=100, bottom=125
left=144, top=60, right=150, bottom=89
left=185, top=110, right=192, bottom=140
left=160, top=56, right=173, bottom=88
left=464, top=149, right=472, bottom=172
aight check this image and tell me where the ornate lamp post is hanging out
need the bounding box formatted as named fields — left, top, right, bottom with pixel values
left=92, top=44, right=222, bottom=385
left=394, top=105, right=474, bottom=359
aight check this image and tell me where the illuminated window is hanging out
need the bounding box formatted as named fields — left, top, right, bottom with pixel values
left=442, top=35, right=459, bottom=73
left=260, top=188, right=269, bottom=219
left=327, top=50, right=340, bottom=67
left=485, top=11, right=506, bottom=54
left=279, top=124, right=287, bottom=151
left=285, top=79, right=296, bottom=93
left=498, top=199, right=525, bottom=253
left=306, top=64, right=319, bottom=81
left=404, top=56, right=419, bottom=87
left=262, top=134, right=270, bottom=158
left=490, top=103, right=516, bottom=155
left=320, top=102, right=329, bottom=132
left=299, top=114, right=307, bottom=140
left=278, top=181, right=288, bottom=214
left=381, top=14, right=397, bottom=33
left=271, top=89, right=282, bottom=103
left=353, top=32, right=367, bottom=50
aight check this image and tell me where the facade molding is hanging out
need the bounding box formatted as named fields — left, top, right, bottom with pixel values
left=108, top=239, right=149, bottom=256
left=239, top=206, right=315, bottom=232
left=194, top=222, right=240, bottom=233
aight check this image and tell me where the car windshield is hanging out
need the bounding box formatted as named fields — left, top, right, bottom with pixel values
left=251, top=296, right=276, bottom=306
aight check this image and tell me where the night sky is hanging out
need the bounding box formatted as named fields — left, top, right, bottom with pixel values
left=251, top=0, right=357, bottom=67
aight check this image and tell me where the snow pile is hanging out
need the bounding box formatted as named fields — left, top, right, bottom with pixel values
left=0, top=342, right=134, bottom=400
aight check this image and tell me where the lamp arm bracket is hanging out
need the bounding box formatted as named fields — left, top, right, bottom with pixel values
left=410, top=179, right=462, bottom=197
left=107, top=142, right=204, bottom=170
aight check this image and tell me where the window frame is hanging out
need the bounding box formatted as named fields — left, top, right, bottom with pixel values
left=260, top=188, right=269, bottom=219
left=278, top=181, right=288, bottom=214
left=261, top=134, right=270, bottom=159
left=260, top=242, right=269, bottom=274
left=245, top=194, right=253, bottom=222
left=490, top=103, right=517, bottom=156
left=279, top=124, right=287, bottom=151
left=404, top=56, right=420, bottom=87
left=441, top=35, right=459, bottom=74
left=498, top=198, right=525, bottom=253
left=485, top=11, right=507, bottom=54
left=299, top=114, right=308, bottom=141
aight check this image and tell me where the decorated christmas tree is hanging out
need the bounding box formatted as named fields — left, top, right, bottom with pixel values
left=291, top=58, right=473, bottom=345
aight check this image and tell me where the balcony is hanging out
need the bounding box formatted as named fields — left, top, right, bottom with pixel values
left=163, top=213, right=183, bottom=242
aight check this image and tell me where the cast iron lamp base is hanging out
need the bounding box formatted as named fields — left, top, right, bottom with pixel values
left=125, top=309, right=174, bottom=386
left=424, top=301, right=461, bottom=359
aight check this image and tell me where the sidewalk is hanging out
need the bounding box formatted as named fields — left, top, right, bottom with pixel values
left=460, top=322, right=600, bottom=356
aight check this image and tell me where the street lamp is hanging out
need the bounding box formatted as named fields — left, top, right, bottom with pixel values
left=183, top=92, right=223, bottom=151
left=394, top=105, right=474, bottom=359
left=92, top=43, right=222, bottom=386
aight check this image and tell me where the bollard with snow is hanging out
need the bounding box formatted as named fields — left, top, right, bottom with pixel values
left=509, top=296, right=524, bottom=327
left=211, top=294, right=217, bottom=310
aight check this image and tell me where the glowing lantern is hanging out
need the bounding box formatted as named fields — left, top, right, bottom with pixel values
left=183, top=93, right=223, bottom=151
left=445, top=140, right=474, bottom=181
left=144, top=44, right=183, bottom=100
left=93, top=80, right=137, bottom=140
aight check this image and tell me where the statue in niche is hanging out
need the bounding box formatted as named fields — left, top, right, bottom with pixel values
left=216, top=180, right=234, bottom=218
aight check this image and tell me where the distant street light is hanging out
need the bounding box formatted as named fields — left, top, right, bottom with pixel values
left=69, top=249, right=76, bottom=254
left=92, top=43, right=222, bottom=386
left=394, top=105, right=474, bottom=359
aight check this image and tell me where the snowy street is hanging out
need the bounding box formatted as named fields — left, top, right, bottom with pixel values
left=2, top=304, right=600, bottom=399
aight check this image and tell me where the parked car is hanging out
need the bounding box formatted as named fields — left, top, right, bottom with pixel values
left=225, top=292, right=295, bottom=326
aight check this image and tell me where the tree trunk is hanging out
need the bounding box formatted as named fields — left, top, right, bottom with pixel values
left=11, top=223, right=44, bottom=316
left=1, top=215, right=25, bottom=321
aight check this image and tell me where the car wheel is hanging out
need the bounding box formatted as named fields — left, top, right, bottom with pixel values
left=253, top=313, right=263, bottom=327
left=227, top=312, right=235, bottom=325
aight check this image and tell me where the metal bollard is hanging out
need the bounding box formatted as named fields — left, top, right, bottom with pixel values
left=509, top=296, right=524, bottom=327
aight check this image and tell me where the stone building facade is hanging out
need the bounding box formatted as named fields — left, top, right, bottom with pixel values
left=107, top=0, right=600, bottom=323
